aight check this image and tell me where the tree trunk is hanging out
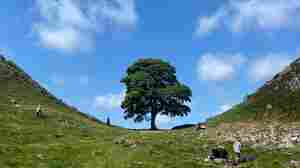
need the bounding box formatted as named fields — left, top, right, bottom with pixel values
left=150, top=97, right=158, bottom=130
left=150, top=112, right=158, bottom=130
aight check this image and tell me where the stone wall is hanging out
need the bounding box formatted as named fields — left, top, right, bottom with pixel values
left=214, top=123, right=300, bottom=149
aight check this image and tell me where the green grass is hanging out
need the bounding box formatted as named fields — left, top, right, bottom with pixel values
left=1, top=57, right=300, bottom=168
left=208, top=57, right=300, bottom=126
left=207, top=86, right=300, bottom=127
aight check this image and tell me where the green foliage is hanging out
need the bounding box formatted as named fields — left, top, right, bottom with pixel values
left=121, top=58, right=192, bottom=129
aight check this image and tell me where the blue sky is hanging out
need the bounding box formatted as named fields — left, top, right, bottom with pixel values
left=1, top=0, right=300, bottom=129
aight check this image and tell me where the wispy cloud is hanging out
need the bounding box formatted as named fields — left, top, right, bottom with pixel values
left=196, top=0, right=300, bottom=36
left=249, top=53, right=294, bottom=82
left=93, top=92, right=125, bottom=111
left=201, top=104, right=234, bottom=120
left=156, top=114, right=172, bottom=126
left=33, top=0, right=138, bottom=52
left=0, top=46, right=16, bottom=60
left=218, top=104, right=233, bottom=114
left=197, top=53, right=246, bottom=81
left=195, top=9, right=226, bottom=37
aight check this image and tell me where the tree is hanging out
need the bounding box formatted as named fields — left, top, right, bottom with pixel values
left=121, top=58, right=192, bottom=130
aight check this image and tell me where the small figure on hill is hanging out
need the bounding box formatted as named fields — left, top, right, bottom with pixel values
left=36, top=104, right=43, bottom=118
left=233, top=137, right=242, bottom=161
left=106, top=117, right=111, bottom=126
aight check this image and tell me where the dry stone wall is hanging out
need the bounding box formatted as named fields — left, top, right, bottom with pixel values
left=214, top=123, right=300, bottom=149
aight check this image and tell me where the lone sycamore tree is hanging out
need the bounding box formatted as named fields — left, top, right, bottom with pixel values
left=121, top=58, right=192, bottom=130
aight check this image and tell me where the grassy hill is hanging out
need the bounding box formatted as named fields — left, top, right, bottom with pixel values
left=0, top=55, right=299, bottom=168
left=208, top=57, right=300, bottom=126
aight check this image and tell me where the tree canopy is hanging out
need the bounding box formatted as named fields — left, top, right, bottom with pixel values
left=121, top=58, right=192, bottom=130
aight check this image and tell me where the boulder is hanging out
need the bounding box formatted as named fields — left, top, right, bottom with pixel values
left=209, top=147, right=229, bottom=160
left=266, top=104, right=273, bottom=110
left=289, top=160, right=300, bottom=168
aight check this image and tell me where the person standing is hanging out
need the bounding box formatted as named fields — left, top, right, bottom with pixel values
left=233, top=138, right=241, bottom=161
left=36, top=104, right=42, bottom=118
left=106, top=117, right=111, bottom=126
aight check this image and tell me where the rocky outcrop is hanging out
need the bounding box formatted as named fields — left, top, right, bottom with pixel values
left=289, top=160, right=300, bottom=168
left=238, top=57, right=300, bottom=122
left=214, top=123, right=300, bottom=149
left=257, top=57, right=300, bottom=93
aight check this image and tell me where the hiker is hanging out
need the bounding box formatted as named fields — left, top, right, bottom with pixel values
left=233, top=138, right=241, bottom=161
left=106, top=117, right=111, bottom=126
left=36, top=104, right=42, bottom=118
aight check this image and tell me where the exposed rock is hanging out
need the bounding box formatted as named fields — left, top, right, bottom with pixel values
left=130, top=144, right=137, bottom=148
left=291, top=135, right=300, bottom=143
left=204, top=158, right=210, bottom=162
left=114, top=136, right=144, bottom=148
left=278, top=137, right=295, bottom=149
left=214, top=123, right=300, bottom=149
left=289, top=160, right=300, bottom=168
left=266, top=104, right=273, bottom=110
left=10, top=98, right=17, bottom=105
left=36, top=154, right=45, bottom=160
left=114, top=137, right=126, bottom=145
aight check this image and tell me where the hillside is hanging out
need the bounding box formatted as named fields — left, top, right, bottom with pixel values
left=0, top=55, right=299, bottom=168
left=0, top=54, right=127, bottom=167
left=208, top=57, right=300, bottom=126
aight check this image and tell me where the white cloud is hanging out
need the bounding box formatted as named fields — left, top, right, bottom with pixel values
left=95, top=0, right=138, bottom=27
left=33, top=0, right=138, bottom=52
left=156, top=114, right=172, bottom=126
left=202, top=104, right=233, bottom=119
left=94, top=92, right=125, bottom=111
left=249, top=54, right=294, bottom=81
left=196, top=0, right=300, bottom=36
left=79, top=75, right=89, bottom=85
left=218, top=104, right=233, bottom=114
left=197, top=53, right=246, bottom=81
left=195, top=9, right=226, bottom=36
left=34, top=26, right=90, bottom=52
left=0, top=46, right=16, bottom=60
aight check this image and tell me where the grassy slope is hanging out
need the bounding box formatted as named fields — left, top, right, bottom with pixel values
left=0, top=57, right=299, bottom=168
left=208, top=58, right=300, bottom=127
